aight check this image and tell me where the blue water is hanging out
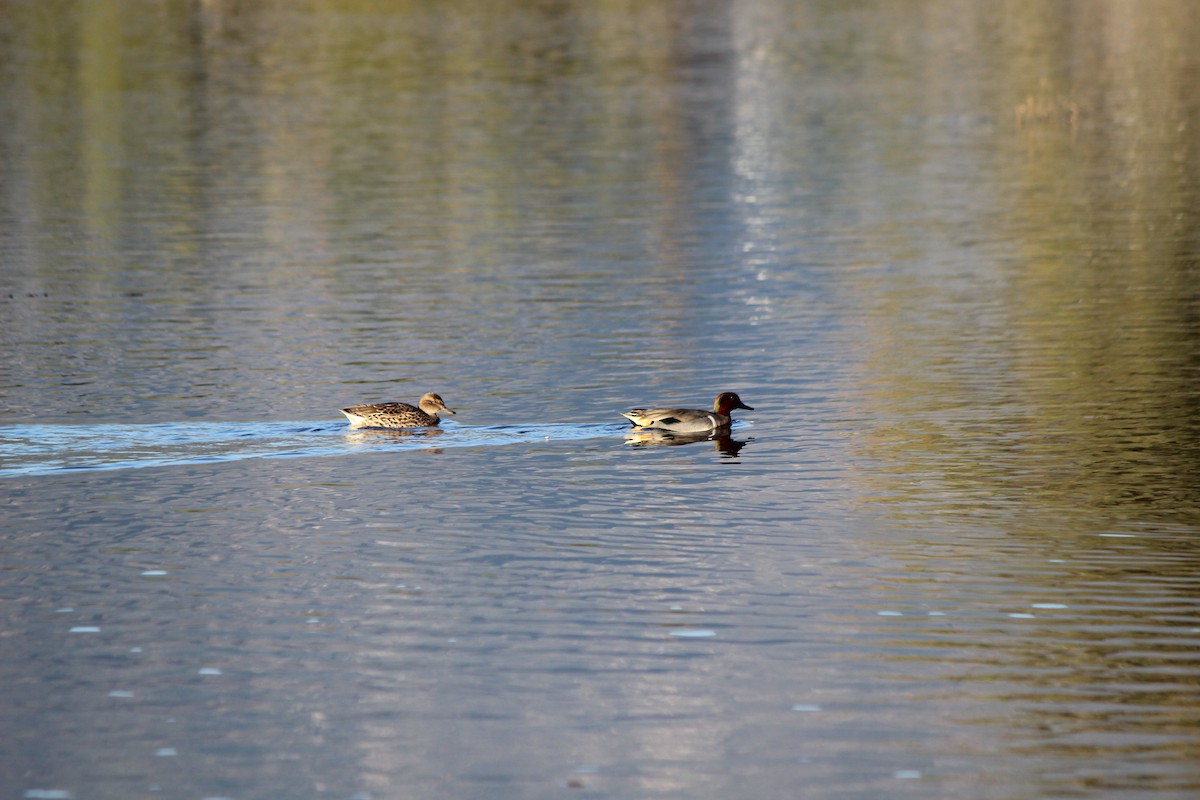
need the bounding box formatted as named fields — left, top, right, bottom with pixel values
left=0, top=421, right=672, bottom=476
left=3, top=2, right=1199, bottom=799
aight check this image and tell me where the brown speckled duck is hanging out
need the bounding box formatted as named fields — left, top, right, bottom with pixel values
left=621, top=392, right=753, bottom=434
left=340, top=393, right=456, bottom=429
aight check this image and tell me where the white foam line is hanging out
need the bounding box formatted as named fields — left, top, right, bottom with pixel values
left=0, top=422, right=626, bottom=478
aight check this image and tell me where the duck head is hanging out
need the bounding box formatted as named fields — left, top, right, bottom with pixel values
left=713, top=392, right=753, bottom=415
left=418, top=393, right=456, bottom=415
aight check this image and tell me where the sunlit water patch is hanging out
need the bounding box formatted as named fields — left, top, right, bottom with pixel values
left=0, top=421, right=636, bottom=477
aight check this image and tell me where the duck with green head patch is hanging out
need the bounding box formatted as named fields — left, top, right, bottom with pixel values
left=621, top=391, right=754, bottom=434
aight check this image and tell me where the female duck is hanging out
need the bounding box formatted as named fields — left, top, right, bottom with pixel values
left=341, top=392, right=456, bottom=429
left=621, top=391, right=753, bottom=434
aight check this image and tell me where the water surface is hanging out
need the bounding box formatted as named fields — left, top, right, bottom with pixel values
left=2, top=1, right=1199, bottom=799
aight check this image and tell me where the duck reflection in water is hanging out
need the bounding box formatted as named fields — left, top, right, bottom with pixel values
left=624, top=428, right=750, bottom=457
left=343, top=426, right=445, bottom=447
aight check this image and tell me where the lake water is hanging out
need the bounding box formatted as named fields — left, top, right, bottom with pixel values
left=3, top=1, right=1200, bottom=798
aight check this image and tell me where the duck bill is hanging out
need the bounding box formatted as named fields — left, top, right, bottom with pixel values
left=736, top=402, right=754, bottom=411
left=442, top=407, right=457, bottom=415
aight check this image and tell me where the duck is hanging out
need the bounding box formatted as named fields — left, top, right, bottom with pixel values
left=621, top=391, right=753, bottom=434
left=340, top=392, right=456, bottom=429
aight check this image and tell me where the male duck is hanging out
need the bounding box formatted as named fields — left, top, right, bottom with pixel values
left=621, top=391, right=753, bottom=434
left=340, top=392, right=456, bottom=429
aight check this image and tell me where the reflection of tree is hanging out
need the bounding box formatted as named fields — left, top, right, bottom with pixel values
left=831, top=1, right=1200, bottom=525
left=1, top=0, right=741, bottom=419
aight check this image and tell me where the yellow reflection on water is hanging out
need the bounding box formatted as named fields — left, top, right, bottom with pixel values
left=833, top=2, right=1200, bottom=529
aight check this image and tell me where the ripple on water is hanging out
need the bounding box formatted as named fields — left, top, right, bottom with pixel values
left=0, top=421, right=627, bottom=477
